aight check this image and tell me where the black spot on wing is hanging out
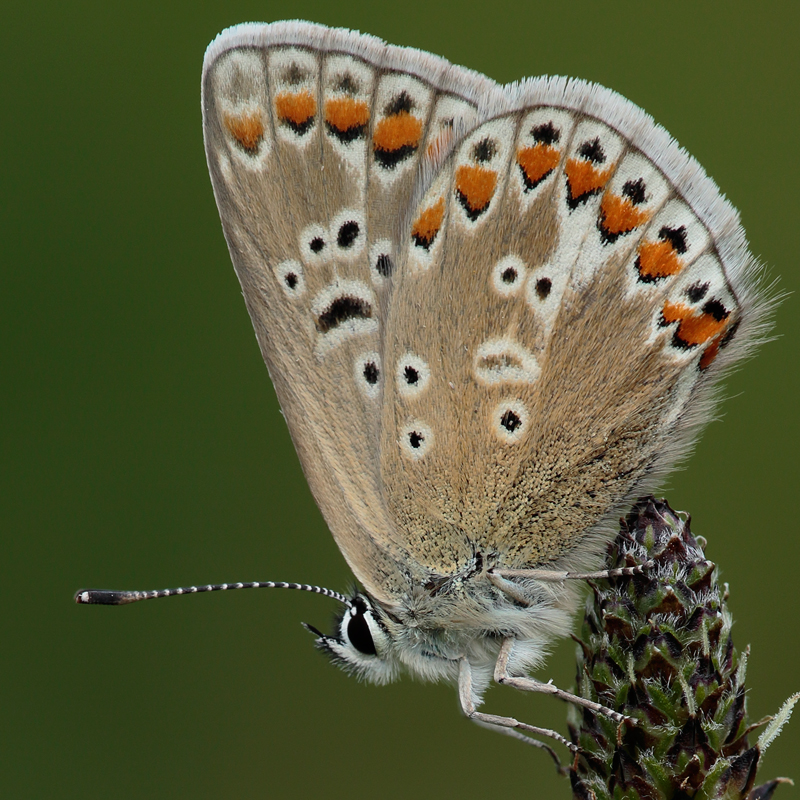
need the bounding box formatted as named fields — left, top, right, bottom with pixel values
left=385, top=91, right=413, bottom=115
left=659, top=225, right=689, bottom=254
left=337, top=221, right=360, bottom=248
left=578, top=138, right=606, bottom=164
left=686, top=282, right=709, bottom=303
left=472, top=137, right=497, bottom=163
left=316, top=296, right=373, bottom=334
left=375, top=253, right=393, bottom=277
left=532, top=121, right=560, bottom=145
left=403, top=365, right=419, bottom=385
left=535, top=277, right=552, bottom=300
left=363, top=361, right=379, bottom=384
left=500, top=409, right=521, bottom=433
left=622, top=178, right=647, bottom=205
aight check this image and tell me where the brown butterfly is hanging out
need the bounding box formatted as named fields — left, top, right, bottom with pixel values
left=76, top=21, right=772, bottom=753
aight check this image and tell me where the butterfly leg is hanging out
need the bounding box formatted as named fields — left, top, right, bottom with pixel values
left=471, top=717, right=569, bottom=773
left=458, top=657, right=578, bottom=754
left=492, top=637, right=632, bottom=726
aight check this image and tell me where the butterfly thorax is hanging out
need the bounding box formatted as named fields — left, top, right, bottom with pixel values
left=312, top=568, right=580, bottom=698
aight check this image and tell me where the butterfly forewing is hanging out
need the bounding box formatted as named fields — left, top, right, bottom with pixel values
left=202, top=23, right=506, bottom=601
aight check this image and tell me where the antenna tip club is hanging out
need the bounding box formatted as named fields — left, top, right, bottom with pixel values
left=74, top=589, right=138, bottom=605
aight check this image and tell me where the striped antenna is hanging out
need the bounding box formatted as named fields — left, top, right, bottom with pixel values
left=74, top=581, right=352, bottom=608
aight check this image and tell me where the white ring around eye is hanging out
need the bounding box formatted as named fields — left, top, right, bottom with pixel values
left=330, top=208, right=366, bottom=259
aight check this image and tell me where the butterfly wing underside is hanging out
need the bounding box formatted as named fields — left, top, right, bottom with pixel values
left=378, top=87, right=765, bottom=578
left=201, top=22, right=504, bottom=603
left=203, top=22, right=767, bottom=600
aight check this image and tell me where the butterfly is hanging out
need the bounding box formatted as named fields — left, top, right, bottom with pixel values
left=77, top=20, right=770, bottom=752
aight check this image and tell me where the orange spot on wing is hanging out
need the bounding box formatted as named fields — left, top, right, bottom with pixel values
left=677, top=313, right=729, bottom=346
left=223, top=111, right=265, bottom=153
left=565, top=158, right=612, bottom=203
left=661, top=301, right=687, bottom=325
left=411, top=197, right=446, bottom=248
left=637, top=240, right=683, bottom=280
left=455, top=165, right=497, bottom=215
left=275, top=90, right=317, bottom=127
left=662, top=301, right=731, bottom=348
left=373, top=111, right=423, bottom=152
left=324, top=96, right=369, bottom=132
left=599, top=193, right=651, bottom=236
left=517, top=144, right=560, bottom=188
left=699, top=334, right=725, bottom=369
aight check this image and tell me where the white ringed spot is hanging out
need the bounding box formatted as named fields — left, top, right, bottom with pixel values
left=400, top=420, right=433, bottom=460
left=274, top=259, right=306, bottom=298
left=474, top=338, right=540, bottom=385
left=330, top=208, right=367, bottom=260
left=492, top=255, right=527, bottom=297
left=354, top=352, right=382, bottom=399
left=368, top=239, right=394, bottom=286
left=300, top=223, right=329, bottom=265
left=311, top=280, right=378, bottom=357
left=491, top=399, right=529, bottom=444
left=396, top=352, right=431, bottom=398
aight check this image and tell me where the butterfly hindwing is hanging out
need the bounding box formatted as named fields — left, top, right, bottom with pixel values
left=379, top=82, right=763, bottom=579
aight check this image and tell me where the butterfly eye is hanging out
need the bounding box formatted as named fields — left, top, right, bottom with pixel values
left=346, top=607, right=377, bottom=656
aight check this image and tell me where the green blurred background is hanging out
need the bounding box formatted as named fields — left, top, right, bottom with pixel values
left=5, top=1, right=798, bottom=796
